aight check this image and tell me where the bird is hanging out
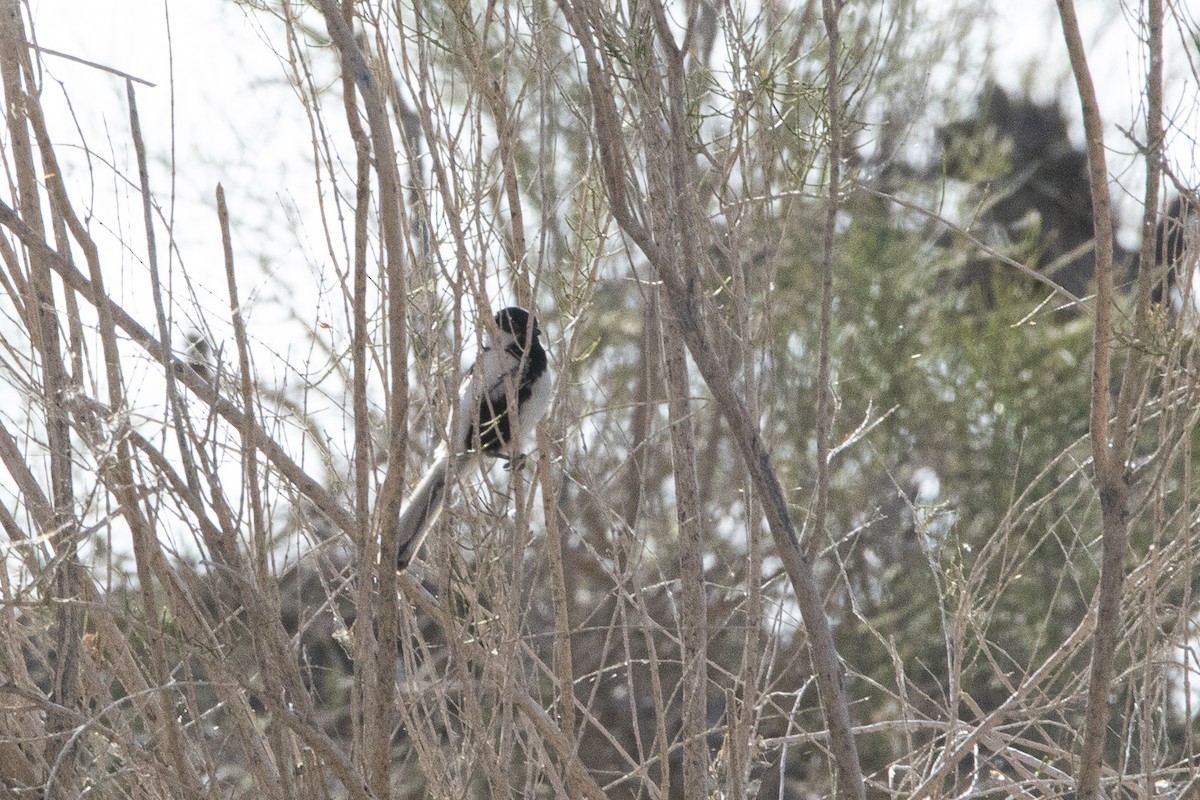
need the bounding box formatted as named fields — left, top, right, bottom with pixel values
left=395, top=306, right=552, bottom=571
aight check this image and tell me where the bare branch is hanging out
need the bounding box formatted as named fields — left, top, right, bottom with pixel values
left=1054, top=0, right=1133, bottom=795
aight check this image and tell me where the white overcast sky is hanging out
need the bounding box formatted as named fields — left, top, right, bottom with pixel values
left=17, top=0, right=1200, bottom=325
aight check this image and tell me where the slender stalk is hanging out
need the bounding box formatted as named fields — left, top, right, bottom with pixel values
left=319, top=5, right=414, bottom=788
left=125, top=80, right=208, bottom=799
left=331, top=0, right=382, bottom=776
left=661, top=304, right=710, bottom=799
left=816, top=5, right=864, bottom=794
left=817, top=0, right=841, bottom=570
left=1054, top=1, right=1127, bottom=796
left=633, top=3, right=710, bottom=795
left=0, top=9, right=82, bottom=793
left=217, top=185, right=269, bottom=577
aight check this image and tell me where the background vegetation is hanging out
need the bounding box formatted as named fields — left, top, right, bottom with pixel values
left=1, top=0, right=1198, bottom=797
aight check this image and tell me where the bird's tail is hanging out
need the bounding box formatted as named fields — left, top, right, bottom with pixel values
left=396, top=452, right=450, bottom=571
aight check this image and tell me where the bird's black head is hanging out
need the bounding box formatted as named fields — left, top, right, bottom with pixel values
left=494, top=306, right=540, bottom=341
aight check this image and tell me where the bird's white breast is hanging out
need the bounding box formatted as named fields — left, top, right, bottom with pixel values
left=520, top=366, right=553, bottom=440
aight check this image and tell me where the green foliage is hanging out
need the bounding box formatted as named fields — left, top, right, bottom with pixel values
left=725, top=175, right=1104, bottom=770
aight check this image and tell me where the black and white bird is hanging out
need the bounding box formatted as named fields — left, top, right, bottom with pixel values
left=395, top=306, right=552, bottom=570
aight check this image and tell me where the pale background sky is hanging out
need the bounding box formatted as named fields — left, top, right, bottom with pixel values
left=25, top=0, right=1197, bottom=280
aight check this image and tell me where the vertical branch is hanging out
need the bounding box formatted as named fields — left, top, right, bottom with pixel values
left=127, top=79, right=230, bottom=734
left=1054, top=1, right=1125, bottom=797
left=128, top=82, right=204, bottom=496
left=1124, top=0, right=1164, bottom=355
left=319, top=2, right=408, bottom=791
left=1055, top=0, right=1117, bottom=487
left=638, top=288, right=674, bottom=800
left=616, top=302, right=660, bottom=546
left=216, top=186, right=267, bottom=575
left=319, top=0, right=411, bottom=534
left=1118, top=25, right=1165, bottom=794
left=0, top=5, right=81, bottom=792
left=724, top=116, right=765, bottom=800
left=640, top=4, right=709, bottom=795
left=816, top=0, right=841, bottom=559
left=660, top=302, right=710, bottom=799
left=333, top=0, right=381, bottom=775
left=814, top=6, right=865, bottom=794
left=538, top=441, right=578, bottom=794
left=124, top=85, right=214, bottom=798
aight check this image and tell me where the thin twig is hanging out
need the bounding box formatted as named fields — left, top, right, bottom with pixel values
left=30, top=43, right=156, bottom=86
left=1055, top=0, right=1126, bottom=796
left=815, top=2, right=866, bottom=796
left=858, top=184, right=1086, bottom=310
